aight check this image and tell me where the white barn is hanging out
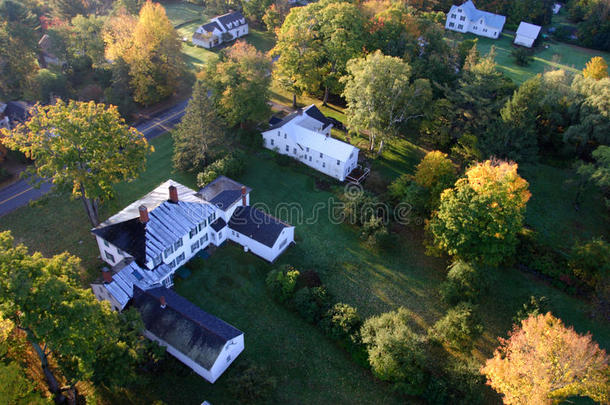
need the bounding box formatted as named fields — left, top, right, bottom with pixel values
left=262, top=105, right=359, bottom=182
left=90, top=178, right=294, bottom=382
left=132, top=286, right=244, bottom=383
left=445, top=0, right=506, bottom=39
left=514, top=22, right=542, bottom=48
left=192, top=11, right=248, bottom=49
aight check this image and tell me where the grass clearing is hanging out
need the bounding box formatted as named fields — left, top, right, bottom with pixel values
left=450, top=32, right=610, bottom=84
left=162, top=1, right=204, bottom=27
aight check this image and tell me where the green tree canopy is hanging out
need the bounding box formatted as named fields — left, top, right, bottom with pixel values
left=173, top=80, right=227, bottom=172
left=342, top=50, right=432, bottom=154
left=1, top=100, right=152, bottom=226
left=199, top=41, right=271, bottom=127
left=0, top=231, right=149, bottom=402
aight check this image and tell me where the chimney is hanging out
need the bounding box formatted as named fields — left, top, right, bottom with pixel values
left=169, top=185, right=178, bottom=203
left=241, top=186, right=247, bottom=206
left=102, top=269, right=112, bottom=284
left=139, top=205, right=149, bottom=224
left=160, top=296, right=166, bottom=309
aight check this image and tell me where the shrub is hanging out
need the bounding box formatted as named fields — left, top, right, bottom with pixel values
left=293, top=286, right=331, bottom=323
left=341, top=190, right=382, bottom=226
left=361, top=307, right=427, bottom=396
left=429, top=303, right=483, bottom=352
left=360, top=215, right=387, bottom=247
left=320, top=303, right=362, bottom=343
left=511, top=47, right=533, bottom=66
left=569, top=238, right=610, bottom=292
left=227, top=362, right=277, bottom=403
left=196, top=150, right=246, bottom=187
left=440, top=261, right=483, bottom=306
left=513, top=295, right=549, bottom=324
left=265, top=265, right=300, bottom=304
left=424, top=358, right=486, bottom=405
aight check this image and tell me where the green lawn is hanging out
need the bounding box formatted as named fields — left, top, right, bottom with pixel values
left=450, top=32, right=610, bottom=84
left=162, top=1, right=204, bottom=27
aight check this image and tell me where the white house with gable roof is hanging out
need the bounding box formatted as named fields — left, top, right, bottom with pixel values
left=261, top=105, right=360, bottom=182
left=192, top=11, right=248, bottom=49
left=445, top=0, right=506, bottom=39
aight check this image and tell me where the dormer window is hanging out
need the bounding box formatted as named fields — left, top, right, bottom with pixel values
left=227, top=22, right=232, bottom=28
left=164, top=245, right=174, bottom=258
left=174, top=237, right=183, bottom=250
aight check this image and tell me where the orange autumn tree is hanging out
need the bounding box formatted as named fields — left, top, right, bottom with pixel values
left=482, top=313, right=609, bottom=405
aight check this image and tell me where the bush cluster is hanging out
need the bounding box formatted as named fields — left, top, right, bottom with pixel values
left=196, top=150, right=246, bottom=188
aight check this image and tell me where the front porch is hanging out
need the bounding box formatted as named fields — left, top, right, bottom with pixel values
left=346, top=165, right=370, bottom=184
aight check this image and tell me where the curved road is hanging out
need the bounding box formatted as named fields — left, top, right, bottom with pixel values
left=0, top=100, right=188, bottom=218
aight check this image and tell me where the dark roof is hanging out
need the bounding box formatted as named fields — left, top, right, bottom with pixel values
left=200, top=21, right=222, bottom=33
left=198, top=175, right=251, bottom=204
left=132, top=287, right=242, bottom=370
left=217, top=11, right=247, bottom=28
left=228, top=206, right=290, bottom=248
left=210, top=217, right=227, bottom=232
left=304, top=105, right=332, bottom=130
left=5, top=101, right=30, bottom=123
left=267, top=105, right=331, bottom=131
left=92, top=217, right=146, bottom=265
left=209, top=189, right=242, bottom=210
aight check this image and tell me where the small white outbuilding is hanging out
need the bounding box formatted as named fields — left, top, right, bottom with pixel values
left=514, top=22, right=542, bottom=48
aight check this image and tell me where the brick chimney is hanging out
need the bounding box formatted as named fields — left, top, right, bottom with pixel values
left=169, top=185, right=178, bottom=203
left=160, top=295, right=166, bottom=309
left=139, top=205, right=149, bottom=223
left=241, top=186, right=247, bottom=206
left=102, top=269, right=112, bottom=284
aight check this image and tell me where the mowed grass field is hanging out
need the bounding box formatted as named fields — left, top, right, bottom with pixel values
left=450, top=31, right=610, bottom=84
left=2, top=132, right=609, bottom=403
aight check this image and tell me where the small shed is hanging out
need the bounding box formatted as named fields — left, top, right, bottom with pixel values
left=514, top=22, right=542, bottom=48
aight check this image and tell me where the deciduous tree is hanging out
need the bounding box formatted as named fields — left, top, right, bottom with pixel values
left=173, top=80, right=226, bottom=172
left=199, top=41, right=271, bottom=127
left=342, top=50, right=432, bottom=154
left=427, top=160, right=531, bottom=266
left=481, top=312, right=609, bottom=404
left=1, top=100, right=152, bottom=226
left=0, top=231, right=149, bottom=403
left=583, top=56, right=609, bottom=80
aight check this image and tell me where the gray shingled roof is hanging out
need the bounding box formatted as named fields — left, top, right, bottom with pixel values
left=132, top=287, right=242, bottom=371
left=200, top=21, right=222, bottom=33
left=209, top=189, right=242, bottom=211
left=228, top=206, right=290, bottom=247
left=267, top=105, right=331, bottom=131
left=216, top=11, right=247, bottom=29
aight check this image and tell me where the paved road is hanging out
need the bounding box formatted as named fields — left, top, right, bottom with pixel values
left=0, top=100, right=188, bottom=218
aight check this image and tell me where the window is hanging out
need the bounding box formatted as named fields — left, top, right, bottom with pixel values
left=200, top=234, right=208, bottom=244
left=103, top=239, right=109, bottom=247
left=337, top=160, right=340, bottom=165
left=293, top=148, right=297, bottom=154
left=105, top=251, right=115, bottom=262
left=309, top=156, right=312, bottom=161
left=153, top=255, right=162, bottom=267
left=306, top=147, right=309, bottom=152
left=191, top=241, right=200, bottom=253
left=451, top=13, right=456, bottom=18
left=226, top=355, right=231, bottom=363
left=169, top=259, right=176, bottom=268
left=189, top=227, right=198, bottom=239
left=322, top=162, right=325, bottom=168
left=117, top=248, right=123, bottom=255
left=163, top=277, right=172, bottom=287
left=458, top=24, right=464, bottom=29
left=458, top=8, right=462, bottom=12
left=279, top=239, right=287, bottom=250
left=460, top=16, right=465, bottom=21
left=218, top=231, right=222, bottom=238
left=284, top=133, right=287, bottom=139
left=208, top=212, right=216, bottom=223
left=176, top=253, right=185, bottom=264
left=285, top=145, right=289, bottom=152
left=473, top=25, right=478, bottom=30
left=319, top=152, right=323, bottom=158
left=198, top=221, right=206, bottom=232
left=449, top=22, right=455, bottom=27
left=270, top=139, right=274, bottom=146
left=483, top=28, right=488, bottom=32
left=493, top=31, right=497, bottom=36
left=277, top=131, right=280, bottom=136
left=164, top=245, right=174, bottom=258
left=174, top=238, right=183, bottom=250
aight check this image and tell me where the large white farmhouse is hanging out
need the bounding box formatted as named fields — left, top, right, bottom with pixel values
left=262, top=105, right=359, bottom=182
left=445, top=0, right=506, bottom=39
left=90, top=177, right=293, bottom=382
left=192, top=11, right=248, bottom=49
left=514, top=22, right=542, bottom=48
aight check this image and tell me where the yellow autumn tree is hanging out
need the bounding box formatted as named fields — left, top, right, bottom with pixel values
left=482, top=313, right=609, bottom=405
left=583, top=56, right=609, bottom=80
left=104, top=1, right=184, bottom=106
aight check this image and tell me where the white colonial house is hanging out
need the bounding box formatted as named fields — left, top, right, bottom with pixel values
left=262, top=105, right=360, bottom=182
left=514, top=22, right=542, bottom=48
left=192, top=11, right=248, bottom=49
left=445, top=0, right=506, bottom=39
left=90, top=177, right=293, bottom=382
